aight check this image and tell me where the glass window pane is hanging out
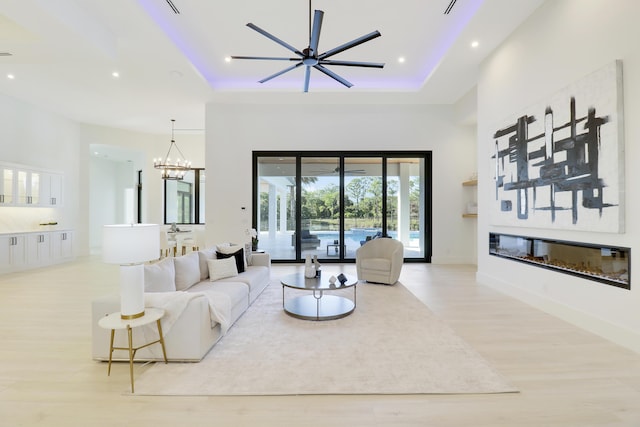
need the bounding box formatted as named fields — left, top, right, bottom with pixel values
left=344, top=157, right=382, bottom=259
left=300, top=157, right=340, bottom=258
left=387, top=158, right=425, bottom=258
left=256, top=157, right=296, bottom=260
left=199, top=171, right=206, bottom=223
left=2, top=169, right=13, bottom=204
left=165, top=170, right=201, bottom=224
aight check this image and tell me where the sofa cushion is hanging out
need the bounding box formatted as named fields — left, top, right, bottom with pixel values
left=216, top=245, right=246, bottom=273
left=215, top=265, right=269, bottom=293
left=174, top=252, right=201, bottom=291
left=144, top=257, right=176, bottom=292
left=187, top=280, right=250, bottom=325
left=197, top=248, right=217, bottom=280
left=207, top=257, right=238, bottom=281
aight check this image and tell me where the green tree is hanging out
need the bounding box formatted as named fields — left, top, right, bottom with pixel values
left=345, top=178, right=368, bottom=226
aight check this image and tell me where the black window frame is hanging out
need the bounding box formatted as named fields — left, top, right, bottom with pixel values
left=253, top=151, right=432, bottom=263
left=162, top=167, right=205, bottom=225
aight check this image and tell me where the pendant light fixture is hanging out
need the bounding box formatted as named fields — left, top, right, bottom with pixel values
left=153, top=119, right=191, bottom=180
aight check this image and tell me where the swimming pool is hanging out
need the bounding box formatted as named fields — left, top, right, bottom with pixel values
left=314, top=229, right=420, bottom=247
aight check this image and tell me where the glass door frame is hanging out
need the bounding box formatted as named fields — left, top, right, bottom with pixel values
left=253, top=151, right=432, bottom=263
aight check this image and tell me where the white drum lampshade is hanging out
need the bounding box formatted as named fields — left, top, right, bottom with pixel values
left=103, top=224, right=160, bottom=319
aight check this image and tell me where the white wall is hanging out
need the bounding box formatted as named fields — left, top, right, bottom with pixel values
left=0, top=93, right=81, bottom=242
left=477, top=0, right=640, bottom=352
left=88, top=156, right=136, bottom=253
left=205, top=100, right=478, bottom=263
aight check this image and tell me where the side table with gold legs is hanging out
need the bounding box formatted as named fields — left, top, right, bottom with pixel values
left=98, top=307, right=167, bottom=393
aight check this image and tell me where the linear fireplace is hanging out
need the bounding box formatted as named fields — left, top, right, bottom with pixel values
left=489, top=233, right=630, bottom=289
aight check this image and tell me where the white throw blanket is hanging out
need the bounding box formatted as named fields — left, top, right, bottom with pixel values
left=139, top=290, right=232, bottom=357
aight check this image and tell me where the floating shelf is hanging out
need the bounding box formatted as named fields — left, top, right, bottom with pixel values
left=462, top=179, right=478, bottom=217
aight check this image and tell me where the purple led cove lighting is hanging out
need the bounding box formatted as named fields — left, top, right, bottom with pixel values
left=138, top=0, right=484, bottom=91
left=137, top=0, right=218, bottom=86
left=417, top=0, right=484, bottom=87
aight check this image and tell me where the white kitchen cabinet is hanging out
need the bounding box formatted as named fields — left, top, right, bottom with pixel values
left=0, top=230, right=74, bottom=274
left=0, top=162, right=63, bottom=207
left=26, top=232, right=51, bottom=267
left=0, top=234, right=27, bottom=273
left=51, top=230, right=73, bottom=261
left=48, top=173, right=63, bottom=206
left=16, top=169, right=42, bottom=206
left=39, top=173, right=63, bottom=207
left=0, top=166, right=15, bottom=205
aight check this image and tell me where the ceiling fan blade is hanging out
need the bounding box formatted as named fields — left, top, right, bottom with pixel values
left=258, top=62, right=304, bottom=83
left=231, top=56, right=300, bottom=61
left=303, top=66, right=311, bottom=93
left=309, top=10, right=324, bottom=55
left=319, top=59, right=385, bottom=68
left=313, top=64, right=353, bottom=88
left=246, top=23, right=304, bottom=56
left=318, top=31, right=382, bottom=60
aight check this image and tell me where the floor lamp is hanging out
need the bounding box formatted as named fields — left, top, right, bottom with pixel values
left=103, top=224, right=159, bottom=319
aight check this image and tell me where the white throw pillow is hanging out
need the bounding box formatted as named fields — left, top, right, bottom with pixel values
left=144, top=257, right=176, bottom=292
left=197, top=247, right=217, bottom=280
left=216, top=244, right=247, bottom=270
left=173, top=252, right=201, bottom=291
left=207, top=257, right=238, bottom=281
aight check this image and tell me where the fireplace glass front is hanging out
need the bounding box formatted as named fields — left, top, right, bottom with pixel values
left=489, top=233, right=630, bottom=289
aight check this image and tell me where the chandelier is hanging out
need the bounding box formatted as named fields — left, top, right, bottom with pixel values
left=153, top=119, right=191, bottom=180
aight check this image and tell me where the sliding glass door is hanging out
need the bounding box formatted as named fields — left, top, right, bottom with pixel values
left=387, top=157, right=426, bottom=258
left=255, top=156, right=296, bottom=260
left=300, top=157, right=340, bottom=259
left=343, top=157, right=383, bottom=260
left=254, top=152, right=431, bottom=262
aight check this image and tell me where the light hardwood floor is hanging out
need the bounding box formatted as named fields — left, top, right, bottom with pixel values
left=1, top=257, right=640, bottom=426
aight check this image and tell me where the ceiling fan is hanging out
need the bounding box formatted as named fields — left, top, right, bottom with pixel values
left=231, top=1, right=385, bottom=92
left=313, top=166, right=366, bottom=175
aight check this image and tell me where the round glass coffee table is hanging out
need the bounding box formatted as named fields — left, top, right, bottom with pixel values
left=280, top=273, right=357, bottom=321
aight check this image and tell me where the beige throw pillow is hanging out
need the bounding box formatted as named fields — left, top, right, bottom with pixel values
left=144, top=257, right=176, bottom=292
left=207, top=257, right=238, bottom=281
left=173, top=252, right=201, bottom=291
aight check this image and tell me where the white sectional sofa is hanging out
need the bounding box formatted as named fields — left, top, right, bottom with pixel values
left=91, top=245, right=270, bottom=362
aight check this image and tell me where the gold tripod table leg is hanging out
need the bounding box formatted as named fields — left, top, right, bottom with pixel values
left=127, top=325, right=134, bottom=393
left=156, top=319, right=168, bottom=364
left=107, top=329, right=115, bottom=376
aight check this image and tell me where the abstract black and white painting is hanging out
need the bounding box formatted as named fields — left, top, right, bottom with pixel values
left=490, top=61, right=625, bottom=233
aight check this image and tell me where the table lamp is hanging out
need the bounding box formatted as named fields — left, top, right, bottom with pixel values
left=103, top=224, right=160, bottom=319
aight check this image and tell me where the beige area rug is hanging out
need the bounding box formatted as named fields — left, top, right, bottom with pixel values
left=133, top=281, right=518, bottom=396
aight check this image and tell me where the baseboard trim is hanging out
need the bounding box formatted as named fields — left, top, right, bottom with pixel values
left=476, top=271, right=640, bottom=355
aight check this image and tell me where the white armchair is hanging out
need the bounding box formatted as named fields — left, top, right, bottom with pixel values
left=355, top=238, right=404, bottom=285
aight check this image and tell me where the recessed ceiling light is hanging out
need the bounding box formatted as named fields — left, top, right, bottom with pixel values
left=471, top=40, right=479, bottom=48
left=112, top=71, right=120, bottom=78
left=398, top=57, right=406, bottom=63
left=7, top=74, right=15, bottom=79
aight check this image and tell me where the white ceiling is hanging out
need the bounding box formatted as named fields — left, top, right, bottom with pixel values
left=0, top=0, right=544, bottom=135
